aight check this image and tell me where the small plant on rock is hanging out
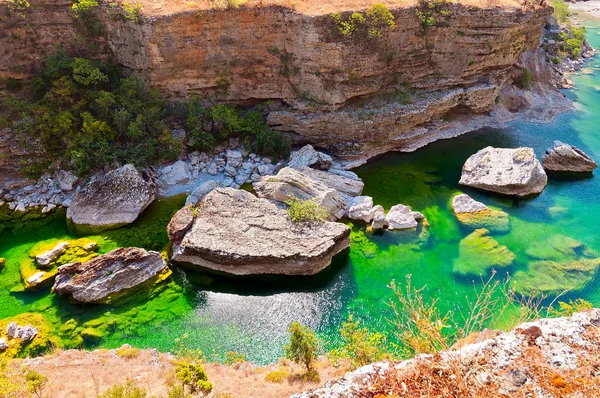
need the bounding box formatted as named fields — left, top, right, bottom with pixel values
left=514, top=68, right=534, bottom=89
left=97, top=380, right=147, bottom=398
left=285, top=197, right=329, bottom=223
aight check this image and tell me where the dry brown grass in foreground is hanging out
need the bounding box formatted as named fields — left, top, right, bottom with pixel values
left=12, top=348, right=344, bottom=398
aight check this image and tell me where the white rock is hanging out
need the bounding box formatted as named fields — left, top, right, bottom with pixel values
left=55, top=170, right=78, bottom=191
left=258, top=163, right=275, bottom=176
left=348, top=196, right=374, bottom=223
left=0, top=338, right=7, bottom=351
left=226, top=149, right=244, bottom=168
left=451, top=194, right=488, bottom=214
left=386, top=204, right=419, bottom=230
left=27, top=272, right=47, bottom=287
left=207, top=162, right=218, bottom=176
left=36, top=241, right=69, bottom=267
left=288, top=145, right=332, bottom=170
left=159, top=160, right=193, bottom=186
left=188, top=151, right=201, bottom=165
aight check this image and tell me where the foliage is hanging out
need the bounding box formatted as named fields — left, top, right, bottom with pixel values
left=366, top=4, right=395, bottom=38
left=6, top=0, right=30, bottom=19
left=328, top=314, right=389, bottom=370
left=550, top=299, right=593, bottom=317
left=264, top=369, right=290, bottom=383
left=174, top=361, right=213, bottom=396
left=285, top=321, right=320, bottom=372
left=116, top=347, right=141, bottom=359
left=558, top=24, right=586, bottom=58
left=0, top=358, right=29, bottom=398
left=330, top=4, right=394, bottom=39
left=514, top=68, right=534, bottom=89
left=120, top=2, right=143, bottom=23
left=25, top=370, right=48, bottom=398
left=285, top=197, right=329, bottom=223
left=224, top=351, right=246, bottom=365
left=210, top=0, right=247, bottom=9
left=173, top=334, right=206, bottom=363
left=416, top=0, right=452, bottom=30
left=97, top=380, right=147, bottom=398
left=388, top=273, right=515, bottom=358
left=552, top=0, right=569, bottom=23
left=72, top=0, right=99, bottom=16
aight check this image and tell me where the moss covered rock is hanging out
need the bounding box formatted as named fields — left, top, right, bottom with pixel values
left=0, top=313, right=55, bottom=358
left=452, top=228, right=515, bottom=276
left=451, top=194, right=510, bottom=233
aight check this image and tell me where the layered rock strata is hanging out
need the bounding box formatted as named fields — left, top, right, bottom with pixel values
left=171, top=188, right=350, bottom=276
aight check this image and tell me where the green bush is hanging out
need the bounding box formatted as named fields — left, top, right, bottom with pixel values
left=72, top=0, right=99, bottom=16
left=366, top=4, right=395, bottom=38
left=552, top=0, right=569, bottom=23
left=97, top=380, right=147, bottom=398
left=121, top=2, right=143, bottom=23
left=285, top=198, right=329, bottom=223
left=174, top=361, right=213, bottom=396
left=416, top=0, right=452, bottom=30
left=328, top=314, right=389, bottom=370
left=330, top=4, right=394, bottom=39
left=224, top=351, right=246, bottom=365
left=331, top=12, right=365, bottom=37
left=514, top=68, right=534, bottom=89
left=550, top=299, right=593, bottom=317
left=285, top=321, right=320, bottom=372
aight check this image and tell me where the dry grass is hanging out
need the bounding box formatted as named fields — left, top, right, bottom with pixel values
left=11, top=349, right=344, bottom=398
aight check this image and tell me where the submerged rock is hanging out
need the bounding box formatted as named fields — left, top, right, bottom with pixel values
left=35, top=241, right=70, bottom=267
left=459, top=147, right=547, bottom=197
left=452, top=228, right=515, bottom=276
left=67, top=165, right=155, bottom=234
left=451, top=194, right=510, bottom=233
left=288, top=145, right=332, bottom=170
left=253, top=167, right=347, bottom=220
left=171, top=188, right=350, bottom=276
left=542, top=141, right=598, bottom=172
left=53, top=247, right=168, bottom=304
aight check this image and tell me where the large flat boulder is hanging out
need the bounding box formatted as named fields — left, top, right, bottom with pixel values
left=459, top=147, right=547, bottom=197
left=296, top=167, right=364, bottom=197
left=53, top=247, right=167, bottom=304
left=253, top=167, right=347, bottom=220
left=171, top=188, right=350, bottom=276
left=66, top=165, right=155, bottom=234
left=542, top=141, right=598, bottom=172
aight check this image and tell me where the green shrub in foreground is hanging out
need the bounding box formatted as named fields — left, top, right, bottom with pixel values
left=285, top=198, right=330, bottom=223
left=285, top=321, right=320, bottom=372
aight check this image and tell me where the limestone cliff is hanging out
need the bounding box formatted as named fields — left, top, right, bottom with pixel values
left=0, top=0, right=555, bottom=164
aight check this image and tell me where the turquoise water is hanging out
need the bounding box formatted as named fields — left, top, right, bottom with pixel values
left=2, top=18, right=600, bottom=364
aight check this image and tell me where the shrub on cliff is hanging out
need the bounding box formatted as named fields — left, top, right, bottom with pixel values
left=330, top=4, right=395, bottom=39
left=285, top=321, right=320, bottom=372
left=174, top=361, right=213, bottom=396
left=552, top=0, right=569, bottom=23
left=514, top=68, right=534, bottom=89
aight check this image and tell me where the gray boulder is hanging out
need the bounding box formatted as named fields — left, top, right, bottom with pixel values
left=451, top=194, right=488, bottom=213
left=186, top=180, right=222, bottom=206
left=348, top=196, right=374, bottom=223
left=171, top=188, right=350, bottom=276
left=459, top=147, right=547, bottom=197
left=53, top=247, right=167, bottom=304
left=0, top=338, right=7, bottom=351
left=6, top=322, right=38, bottom=343
left=297, top=167, right=364, bottom=197
left=542, top=141, right=598, bottom=172
left=226, top=149, right=244, bottom=168
left=55, top=170, right=78, bottom=191
left=253, top=167, right=347, bottom=220
left=288, top=145, right=332, bottom=170
left=66, top=165, right=155, bottom=234
left=386, top=204, right=422, bottom=230
left=159, top=160, right=193, bottom=186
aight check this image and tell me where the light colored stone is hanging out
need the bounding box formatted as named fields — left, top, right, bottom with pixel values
left=297, top=167, right=364, bottom=197
left=451, top=194, right=488, bottom=213
left=53, top=247, right=168, bottom=304
left=171, top=188, right=350, bottom=276
left=257, top=163, right=275, bottom=176
left=159, top=160, right=193, bottom=186
left=386, top=204, right=419, bottom=230
left=288, top=145, right=332, bottom=170
left=253, top=167, right=347, bottom=220
left=186, top=180, right=222, bottom=206
left=27, top=272, right=47, bottom=287
left=207, top=162, right=218, bottom=176
left=459, top=147, right=547, bottom=197
left=35, top=241, right=70, bottom=267
left=66, top=165, right=155, bottom=234
left=0, top=338, right=7, bottom=352
left=542, top=140, right=598, bottom=172
left=348, top=196, right=374, bottom=223
left=452, top=193, right=510, bottom=232
left=226, top=149, right=243, bottom=168
left=55, top=170, right=78, bottom=191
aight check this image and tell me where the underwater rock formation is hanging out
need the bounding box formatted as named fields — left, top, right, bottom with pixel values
left=66, top=164, right=155, bottom=234
left=53, top=247, right=167, bottom=304
left=253, top=167, right=347, bottom=220
left=171, top=188, right=350, bottom=276
left=452, top=228, right=515, bottom=276
left=459, top=147, right=548, bottom=197
left=542, top=141, right=598, bottom=172
left=451, top=193, right=510, bottom=233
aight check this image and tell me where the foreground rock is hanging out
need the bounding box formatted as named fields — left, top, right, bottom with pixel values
left=171, top=188, right=350, bottom=276
left=451, top=194, right=510, bottom=232
left=53, top=247, right=167, bottom=304
left=253, top=167, right=347, bottom=220
left=288, top=145, right=332, bottom=170
left=542, top=140, right=598, bottom=172
left=66, top=165, right=155, bottom=234
left=294, top=310, right=600, bottom=397
left=459, top=147, right=547, bottom=197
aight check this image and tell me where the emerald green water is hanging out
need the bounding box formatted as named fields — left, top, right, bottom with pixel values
left=2, top=17, right=600, bottom=364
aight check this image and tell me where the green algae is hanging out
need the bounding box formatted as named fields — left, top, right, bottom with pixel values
left=452, top=228, right=516, bottom=276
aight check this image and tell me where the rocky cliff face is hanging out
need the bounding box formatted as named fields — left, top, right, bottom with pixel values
left=0, top=0, right=554, bottom=165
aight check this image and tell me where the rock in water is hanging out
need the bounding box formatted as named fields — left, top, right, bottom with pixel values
left=348, top=196, right=374, bottom=223
left=53, top=247, right=168, bottom=304
left=542, top=141, right=598, bottom=172
left=288, top=145, right=332, bottom=170
left=35, top=241, right=70, bottom=267
left=171, top=188, right=350, bottom=276
left=459, top=147, right=547, bottom=197
left=452, top=228, right=515, bottom=276
left=296, top=167, right=364, bottom=197
left=66, top=165, right=155, bottom=234
left=385, top=204, right=422, bottom=230
left=253, top=167, right=347, bottom=220
left=451, top=194, right=510, bottom=233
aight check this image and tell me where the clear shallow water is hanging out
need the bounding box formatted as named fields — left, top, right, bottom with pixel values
left=2, top=18, right=600, bottom=364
